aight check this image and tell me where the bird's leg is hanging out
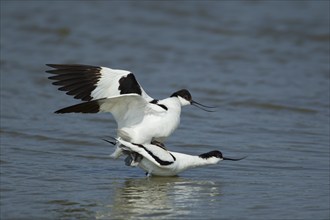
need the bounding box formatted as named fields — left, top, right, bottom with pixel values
left=124, top=152, right=143, bottom=167
left=145, top=172, right=152, bottom=177
left=151, top=140, right=167, bottom=150
left=134, top=153, right=143, bottom=163
left=130, top=153, right=142, bottom=167
left=124, top=154, right=134, bottom=166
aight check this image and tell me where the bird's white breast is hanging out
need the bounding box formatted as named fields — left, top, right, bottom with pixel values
left=118, top=97, right=182, bottom=144
left=138, top=159, right=178, bottom=176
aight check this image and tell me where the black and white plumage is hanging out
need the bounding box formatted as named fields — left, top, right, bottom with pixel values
left=46, top=64, right=214, bottom=144
left=46, top=64, right=152, bottom=102
left=105, top=138, right=245, bottom=177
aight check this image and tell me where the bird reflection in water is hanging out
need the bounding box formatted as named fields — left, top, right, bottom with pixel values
left=96, top=177, right=222, bottom=219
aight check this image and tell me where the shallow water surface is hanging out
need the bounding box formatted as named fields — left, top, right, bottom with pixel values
left=1, top=1, right=329, bottom=219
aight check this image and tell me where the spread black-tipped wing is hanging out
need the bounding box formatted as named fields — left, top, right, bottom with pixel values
left=55, top=94, right=166, bottom=128
left=46, top=64, right=153, bottom=102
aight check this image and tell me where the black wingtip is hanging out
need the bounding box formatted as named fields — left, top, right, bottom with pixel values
left=54, top=110, right=65, bottom=114
left=52, top=100, right=101, bottom=114
left=46, top=64, right=58, bottom=68
left=45, top=63, right=100, bottom=69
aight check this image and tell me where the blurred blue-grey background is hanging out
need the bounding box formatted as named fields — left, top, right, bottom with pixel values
left=1, top=1, right=329, bottom=219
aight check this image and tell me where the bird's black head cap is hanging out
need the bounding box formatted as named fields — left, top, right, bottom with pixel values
left=170, top=89, right=192, bottom=101
left=199, top=150, right=223, bottom=159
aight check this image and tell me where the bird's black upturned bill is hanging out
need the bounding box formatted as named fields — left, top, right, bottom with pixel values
left=223, top=156, right=247, bottom=161
left=191, top=100, right=216, bottom=112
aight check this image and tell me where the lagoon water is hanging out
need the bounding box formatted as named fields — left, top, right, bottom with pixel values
left=1, top=1, right=329, bottom=219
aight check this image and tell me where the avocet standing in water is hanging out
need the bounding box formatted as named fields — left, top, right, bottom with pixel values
left=46, top=64, right=214, bottom=144
left=105, top=137, right=245, bottom=177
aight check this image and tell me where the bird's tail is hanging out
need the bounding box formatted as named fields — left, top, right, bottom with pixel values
left=102, top=137, right=123, bottom=159
left=117, top=129, right=131, bottom=141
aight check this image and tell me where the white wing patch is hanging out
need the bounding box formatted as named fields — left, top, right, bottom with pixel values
left=91, top=67, right=129, bottom=99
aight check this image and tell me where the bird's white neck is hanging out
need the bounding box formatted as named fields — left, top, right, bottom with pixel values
left=159, top=96, right=190, bottom=109
left=172, top=152, right=221, bottom=171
